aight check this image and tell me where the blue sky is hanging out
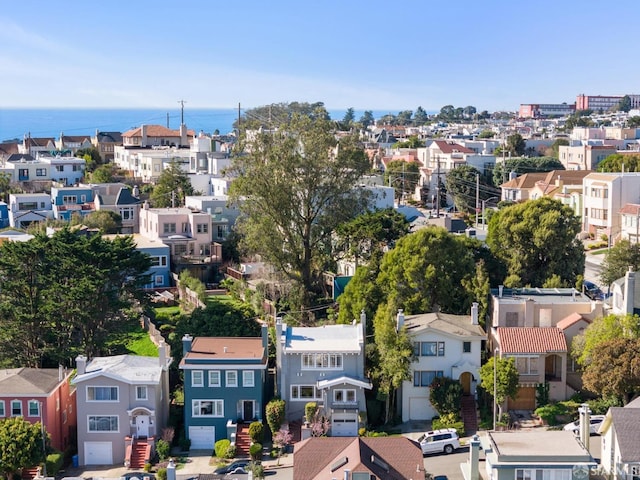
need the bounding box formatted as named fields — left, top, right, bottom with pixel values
left=1, top=0, right=637, bottom=112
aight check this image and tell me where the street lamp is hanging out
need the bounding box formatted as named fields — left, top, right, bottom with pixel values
left=482, top=196, right=501, bottom=229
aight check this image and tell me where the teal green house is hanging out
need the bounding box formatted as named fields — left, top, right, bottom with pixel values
left=179, top=326, right=268, bottom=449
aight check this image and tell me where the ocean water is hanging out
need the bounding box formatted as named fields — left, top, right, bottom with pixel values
left=0, top=108, right=400, bottom=142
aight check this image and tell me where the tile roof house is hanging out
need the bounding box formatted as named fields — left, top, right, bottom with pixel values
left=293, top=436, right=424, bottom=480
left=179, top=328, right=268, bottom=450
left=495, top=327, right=568, bottom=409
left=499, top=170, right=590, bottom=203
left=400, top=305, right=486, bottom=421
left=275, top=319, right=371, bottom=436
left=597, top=397, right=640, bottom=480
left=0, top=367, right=77, bottom=452
left=71, top=342, right=171, bottom=467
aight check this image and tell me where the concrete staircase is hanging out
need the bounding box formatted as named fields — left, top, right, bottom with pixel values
left=461, top=395, right=478, bottom=436
left=235, top=424, right=251, bottom=457
left=129, top=439, right=150, bottom=469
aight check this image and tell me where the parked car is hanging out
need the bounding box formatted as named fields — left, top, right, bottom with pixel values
left=563, top=415, right=606, bottom=435
left=417, top=428, right=460, bottom=455
left=583, top=280, right=605, bottom=300
left=213, top=460, right=250, bottom=474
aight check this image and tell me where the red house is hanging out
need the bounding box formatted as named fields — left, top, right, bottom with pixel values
left=0, top=367, right=76, bottom=451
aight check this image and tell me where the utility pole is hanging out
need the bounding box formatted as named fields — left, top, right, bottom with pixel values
left=178, top=99, right=187, bottom=125
left=436, top=155, right=441, bottom=217
left=475, top=173, right=480, bottom=228
left=166, top=112, right=169, bottom=129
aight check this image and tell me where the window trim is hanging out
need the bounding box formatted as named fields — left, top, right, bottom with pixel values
left=28, top=400, right=40, bottom=417
left=11, top=400, right=22, bottom=417
left=242, top=370, right=255, bottom=388
left=136, top=386, right=148, bottom=401
left=290, top=384, right=322, bottom=401
left=87, top=386, right=119, bottom=402
left=226, top=370, right=238, bottom=388
left=192, top=370, right=204, bottom=387
left=88, top=415, right=119, bottom=433
left=0, top=400, right=5, bottom=417
left=192, top=399, right=224, bottom=418
left=209, top=370, right=221, bottom=387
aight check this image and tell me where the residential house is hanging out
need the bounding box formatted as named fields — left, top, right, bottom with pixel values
left=8, top=193, right=53, bottom=228
left=138, top=203, right=219, bottom=281
left=0, top=229, right=33, bottom=244
left=479, top=430, right=595, bottom=480
left=103, top=234, right=171, bottom=289
left=0, top=201, right=9, bottom=228
left=619, top=203, right=640, bottom=245
left=400, top=305, right=486, bottom=421
left=556, top=313, right=592, bottom=388
left=599, top=397, right=640, bottom=480
left=275, top=319, right=371, bottom=436
left=0, top=367, right=77, bottom=451
left=51, top=186, right=95, bottom=221
left=0, top=141, right=19, bottom=160
left=179, top=328, right=268, bottom=449
left=582, top=172, right=640, bottom=241
left=91, top=183, right=142, bottom=234
left=499, top=170, right=590, bottom=203
left=609, top=267, right=640, bottom=315
left=558, top=144, right=617, bottom=171
left=92, top=131, right=123, bottom=161
left=184, top=195, right=241, bottom=242
left=46, top=155, right=86, bottom=186
left=3, top=155, right=52, bottom=191
left=71, top=342, right=171, bottom=466
left=19, top=136, right=56, bottom=156
left=55, top=133, right=92, bottom=155
left=293, top=436, right=424, bottom=480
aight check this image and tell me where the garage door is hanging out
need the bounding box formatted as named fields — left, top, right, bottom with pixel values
left=331, top=413, right=358, bottom=436
left=507, top=386, right=536, bottom=410
left=189, top=426, right=215, bottom=450
left=84, top=442, right=112, bottom=465
left=409, top=397, right=432, bottom=420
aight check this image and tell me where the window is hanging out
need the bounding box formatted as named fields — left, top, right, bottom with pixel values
left=515, top=469, right=572, bottom=480
left=226, top=370, right=238, bottom=387
left=150, top=256, right=168, bottom=267
left=55, top=165, right=64, bottom=172
left=88, top=415, right=119, bottom=432
left=301, top=353, right=343, bottom=369
left=413, top=370, right=444, bottom=387
left=192, top=399, right=223, bottom=417
left=62, top=195, right=77, bottom=204
left=463, top=342, right=471, bottom=353
left=18, top=202, right=38, bottom=210
left=192, top=370, right=204, bottom=387
left=419, top=342, right=445, bottom=356
left=136, top=386, right=147, bottom=400
left=182, top=222, right=189, bottom=233
left=0, top=401, right=4, bottom=417
left=87, top=386, right=118, bottom=401
left=154, top=275, right=164, bottom=286
left=163, top=223, right=176, bottom=234
left=36, top=168, right=47, bottom=176
left=243, top=371, right=254, bottom=387
left=18, top=168, right=28, bottom=179
left=333, top=389, right=356, bottom=403
left=28, top=400, right=40, bottom=417
left=174, top=244, right=187, bottom=255
left=120, top=208, right=133, bottom=220
left=505, top=312, right=520, bottom=327
left=197, top=223, right=209, bottom=234
left=217, top=225, right=228, bottom=239
left=11, top=400, right=21, bottom=416
left=591, top=208, right=608, bottom=220
left=290, top=385, right=322, bottom=401
left=512, top=356, right=539, bottom=375
left=209, top=370, right=221, bottom=387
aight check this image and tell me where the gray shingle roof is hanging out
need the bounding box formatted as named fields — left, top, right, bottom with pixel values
left=610, top=407, right=640, bottom=462
left=0, top=368, right=66, bottom=395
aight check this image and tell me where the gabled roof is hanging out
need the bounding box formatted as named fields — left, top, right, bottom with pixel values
left=6, top=153, right=35, bottom=162
left=556, top=312, right=590, bottom=330
left=620, top=203, right=640, bottom=216
left=608, top=408, right=640, bottom=462
left=317, top=375, right=372, bottom=390
left=122, top=125, right=195, bottom=138
left=430, top=140, right=475, bottom=154
left=293, top=436, right=423, bottom=480
left=24, top=137, right=55, bottom=147
left=0, top=368, right=71, bottom=395
left=179, top=337, right=266, bottom=367
left=497, top=327, right=567, bottom=354
left=72, top=354, right=166, bottom=385
left=0, top=142, right=19, bottom=156
left=95, top=131, right=123, bottom=143
left=404, top=312, right=486, bottom=338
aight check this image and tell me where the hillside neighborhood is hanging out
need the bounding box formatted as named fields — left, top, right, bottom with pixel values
left=2, top=95, right=640, bottom=480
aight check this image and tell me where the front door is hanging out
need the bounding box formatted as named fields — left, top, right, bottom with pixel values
left=460, top=372, right=472, bottom=395
left=243, top=401, right=254, bottom=421
left=136, top=415, right=149, bottom=438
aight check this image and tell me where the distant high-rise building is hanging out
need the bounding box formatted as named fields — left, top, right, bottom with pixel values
left=519, top=103, right=575, bottom=118
left=576, top=94, right=640, bottom=111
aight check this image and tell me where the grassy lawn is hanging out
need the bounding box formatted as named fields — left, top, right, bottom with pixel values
left=587, top=248, right=608, bottom=255
left=125, top=328, right=159, bottom=356
left=206, top=294, right=234, bottom=306
left=154, top=305, right=181, bottom=316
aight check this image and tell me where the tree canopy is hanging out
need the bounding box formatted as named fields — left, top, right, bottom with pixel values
left=0, top=228, right=151, bottom=367
left=235, top=102, right=330, bottom=131
left=383, top=160, right=420, bottom=203
left=597, top=153, right=640, bottom=173
left=600, top=240, right=640, bottom=286
left=486, top=198, right=584, bottom=287
left=0, top=417, right=46, bottom=480
left=445, top=165, right=498, bottom=213
left=228, top=112, right=371, bottom=307
left=572, top=313, right=640, bottom=368
left=150, top=161, right=195, bottom=207
left=74, top=210, right=122, bottom=233
left=479, top=356, right=519, bottom=418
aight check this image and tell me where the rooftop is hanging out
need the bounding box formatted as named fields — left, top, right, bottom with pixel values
left=282, top=323, right=362, bottom=353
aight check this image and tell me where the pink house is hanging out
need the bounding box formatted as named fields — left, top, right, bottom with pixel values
left=0, top=367, right=76, bottom=451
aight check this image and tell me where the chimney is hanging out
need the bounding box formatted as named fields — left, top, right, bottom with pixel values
left=498, top=285, right=504, bottom=298
left=76, top=355, right=87, bottom=375
left=343, top=470, right=350, bottom=480
left=360, top=309, right=367, bottom=337
left=141, top=124, right=148, bottom=147
left=58, top=364, right=64, bottom=381
left=132, top=185, right=140, bottom=198
left=471, top=302, right=479, bottom=325
left=223, top=346, right=228, bottom=353
left=180, top=123, right=188, bottom=147
left=261, top=323, right=268, bottom=352
left=159, top=339, right=168, bottom=370
left=182, top=334, right=193, bottom=355
left=396, top=309, right=405, bottom=331
left=578, top=403, right=591, bottom=450
left=624, top=267, right=635, bottom=314
left=143, top=200, right=149, bottom=210
left=469, top=434, right=481, bottom=480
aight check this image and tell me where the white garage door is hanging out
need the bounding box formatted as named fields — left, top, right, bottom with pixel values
left=331, top=413, right=358, bottom=437
left=84, top=442, right=113, bottom=465
left=409, top=397, right=431, bottom=420
left=189, top=426, right=216, bottom=450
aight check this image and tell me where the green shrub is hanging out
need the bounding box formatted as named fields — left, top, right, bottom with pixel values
left=215, top=439, right=231, bottom=458
left=266, top=399, right=286, bottom=436
left=249, top=461, right=265, bottom=479
left=358, top=427, right=366, bottom=436
left=45, top=452, right=64, bottom=475
left=535, top=402, right=573, bottom=425
left=224, top=444, right=236, bottom=459
left=432, top=414, right=465, bottom=437
left=249, top=442, right=262, bottom=461
left=157, top=467, right=167, bottom=480
left=429, top=377, right=463, bottom=415
left=156, top=439, right=171, bottom=460
left=248, top=421, right=264, bottom=443
left=305, top=402, right=318, bottom=422
left=588, top=396, right=622, bottom=415
left=143, top=463, right=152, bottom=473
